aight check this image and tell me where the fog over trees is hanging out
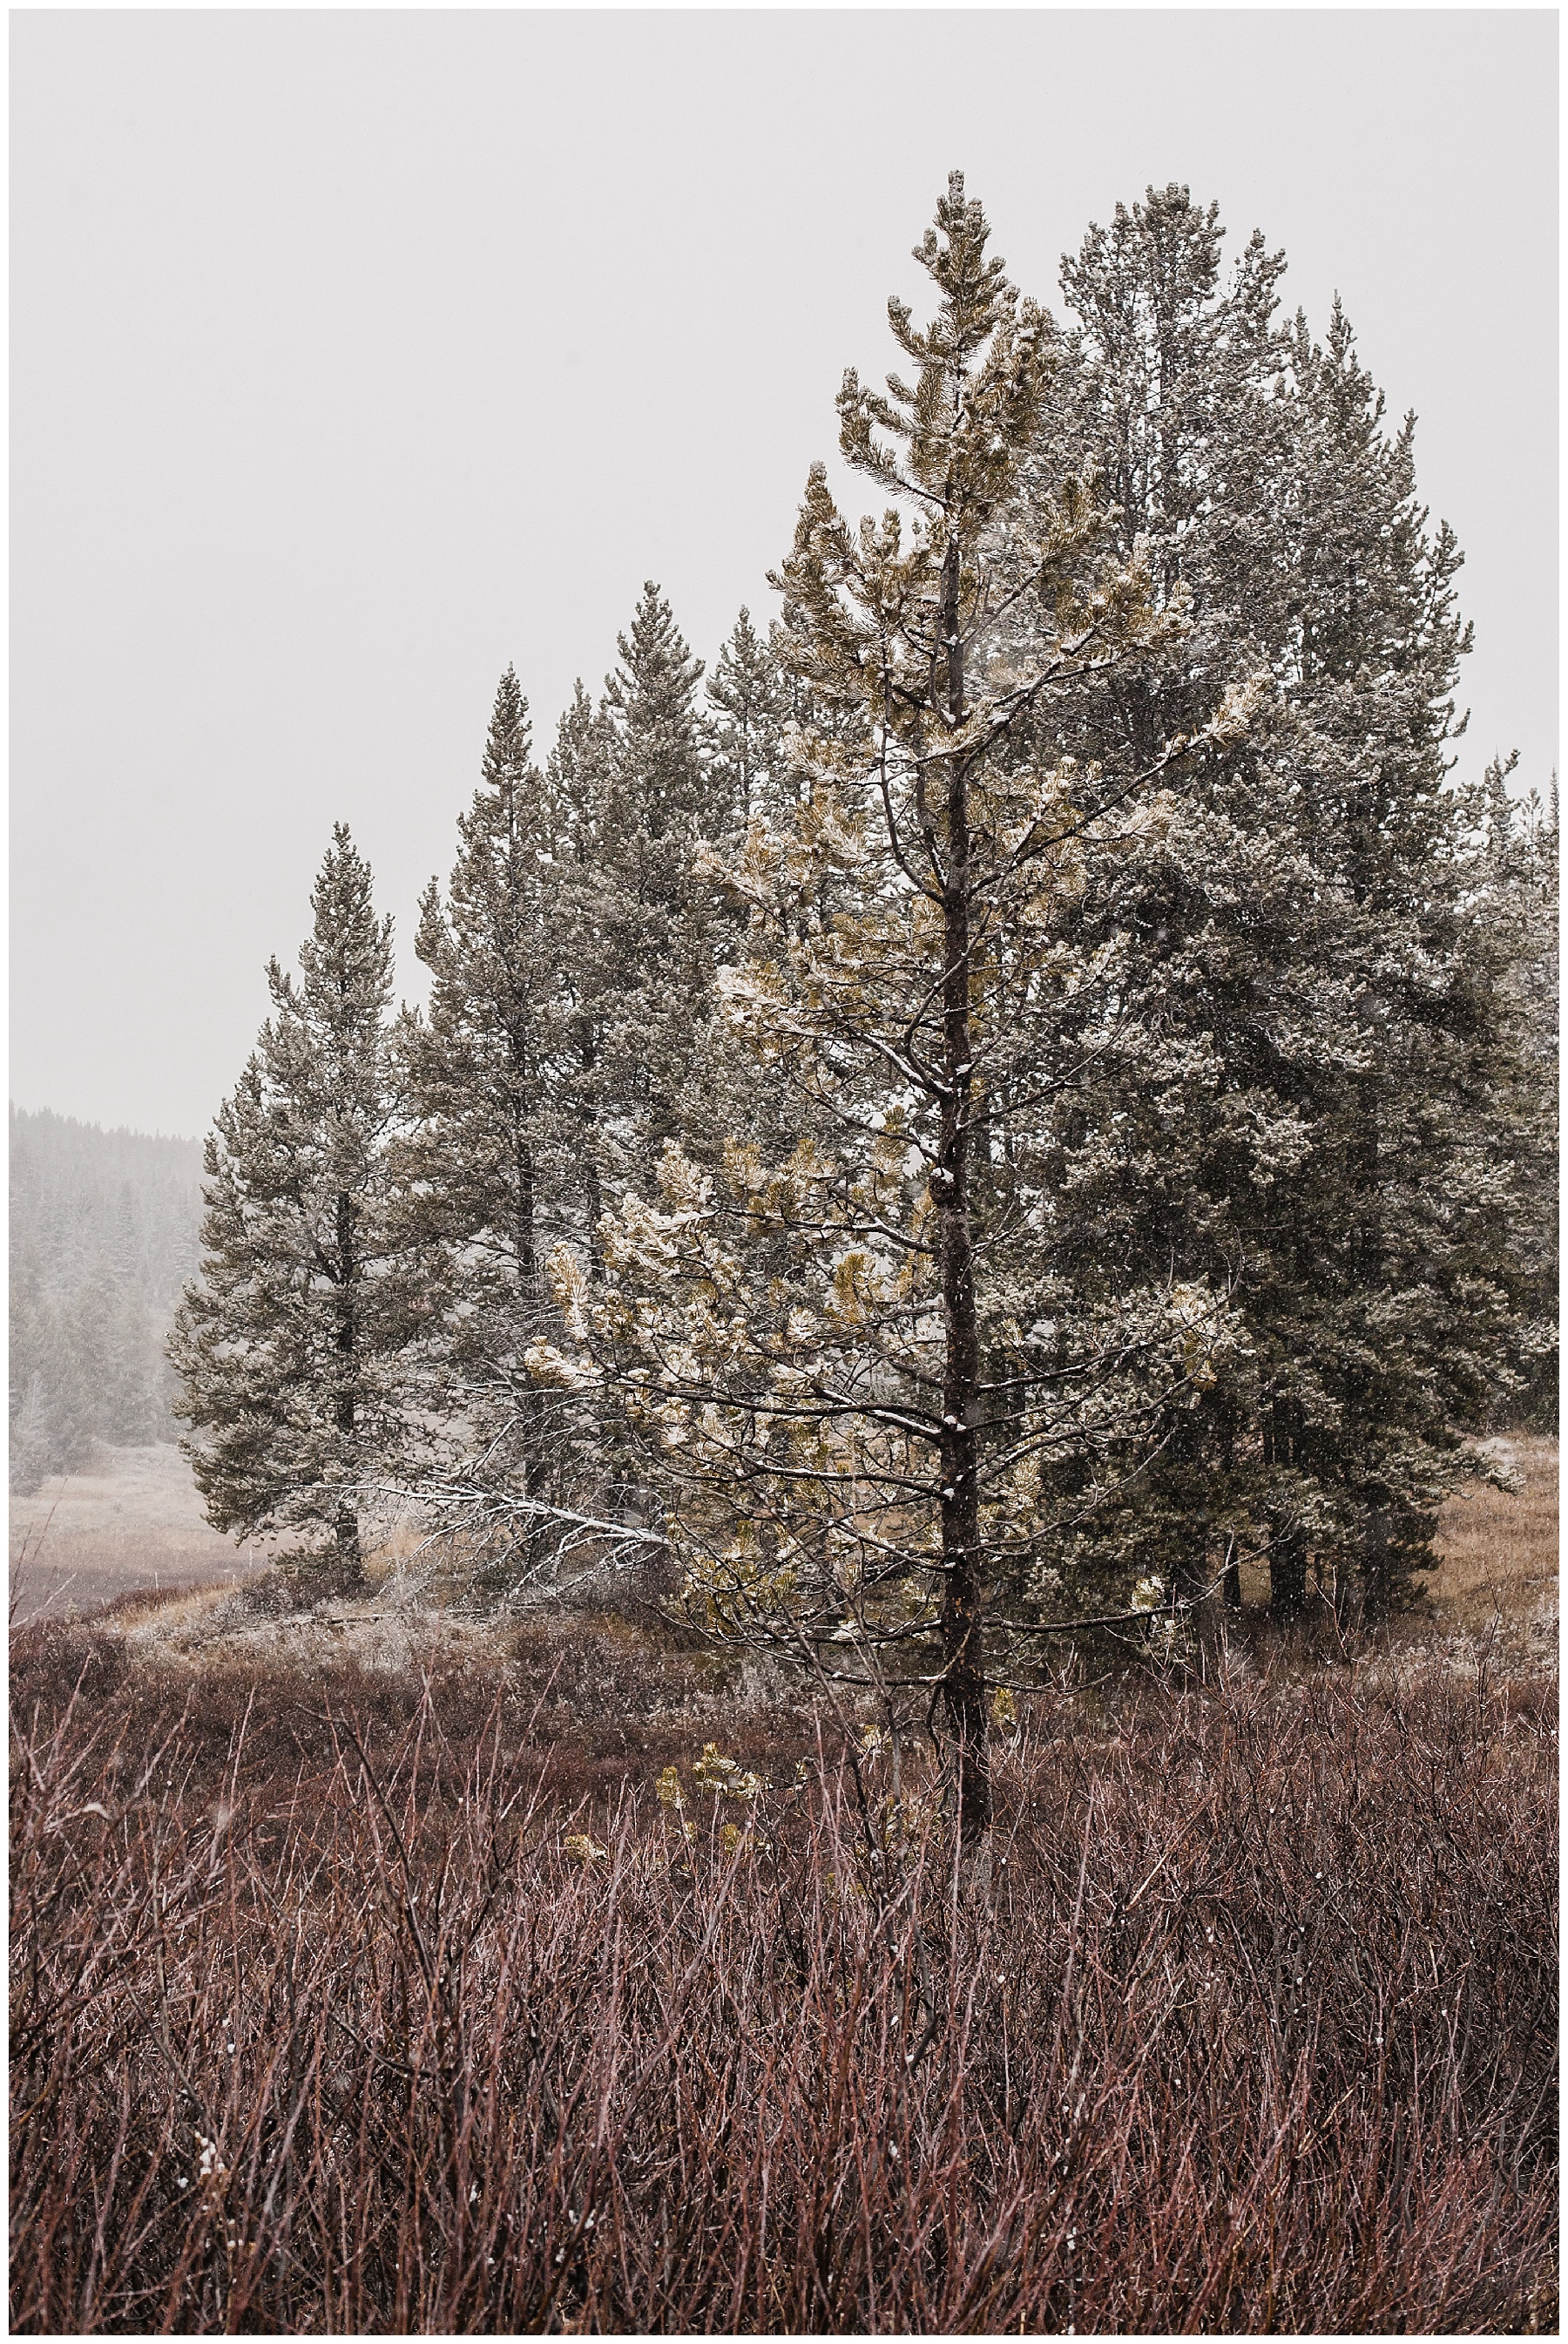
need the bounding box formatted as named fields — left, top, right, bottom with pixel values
left=9, top=1108, right=203, bottom=1491
left=113, top=182, right=1563, bottom=1829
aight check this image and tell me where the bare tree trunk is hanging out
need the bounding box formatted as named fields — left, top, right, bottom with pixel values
left=576, top=1021, right=605, bottom=1282
left=510, top=1101, right=552, bottom=1528
left=1362, top=1505, right=1392, bottom=1623
left=935, top=533, right=991, bottom=1846
left=1264, top=1399, right=1308, bottom=1620
left=333, top=1189, right=366, bottom=1592
left=1171, top=1412, right=1207, bottom=1607
left=1269, top=1520, right=1308, bottom=1619
left=1220, top=1427, right=1241, bottom=1607
left=513, top=1105, right=537, bottom=1288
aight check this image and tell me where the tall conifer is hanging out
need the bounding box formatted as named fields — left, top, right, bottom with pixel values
left=395, top=668, right=571, bottom=1532
left=531, top=681, right=616, bottom=1270
left=703, top=606, right=788, bottom=832
left=171, top=828, right=401, bottom=1586
left=539, top=178, right=1260, bottom=1842
left=1008, top=185, right=1535, bottom=1619
left=596, top=584, right=723, bottom=1172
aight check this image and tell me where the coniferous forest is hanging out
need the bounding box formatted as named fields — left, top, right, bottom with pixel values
left=10, top=1108, right=202, bottom=1491
left=169, top=180, right=1557, bottom=1797
left=12, top=180, right=1558, bottom=2334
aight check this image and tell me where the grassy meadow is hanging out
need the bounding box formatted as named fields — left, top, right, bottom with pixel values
left=9, top=1442, right=271, bottom=1625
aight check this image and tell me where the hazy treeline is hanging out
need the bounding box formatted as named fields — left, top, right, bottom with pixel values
left=10, top=1108, right=203, bottom=1493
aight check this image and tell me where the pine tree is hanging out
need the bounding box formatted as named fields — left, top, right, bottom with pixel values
left=593, top=583, right=725, bottom=1176
left=538, top=177, right=1261, bottom=1842
left=703, top=603, right=870, bottom=864
left=544, top=680, right=617, bottom=1261
left=1002, top=190, right=1340, bottom=1616
left=1466, top=762, right=1559, bottom=1433
left=703, top=606, right=789, bottom=832
left=404, top=670, right=557, bottom=1286
left=9, top=1108, right=203, bottom=1487
left=170, top=827, right=402, bottom=1588
left=395, top=668, right=585, bottom=1578
left=1004, top=185, right=1532, bottom=1621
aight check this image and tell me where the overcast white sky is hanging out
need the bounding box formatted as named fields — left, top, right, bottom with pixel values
left=11, top=8, right=1558, bottom=1139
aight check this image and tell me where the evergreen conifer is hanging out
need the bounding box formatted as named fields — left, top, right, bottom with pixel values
left=541, top=177, right=1261, bottom=1841
left=394, top=668, right=585, bottom=1574
left=1005, top=185, right=1542, bottom=1619
left=171, top=827, right=402, bottom=1587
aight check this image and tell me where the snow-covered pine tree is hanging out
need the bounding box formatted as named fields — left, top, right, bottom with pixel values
left=1464, top=762, right=1558, bottom=1434
left=9, top=1110, right=202, bottom=1490
left=395, top=668, right=573, bottom=1548
left=687, top=613, right=836, bottom=1175
left=535, top=176, right=1264, bottom=1842
left=1006, top=185, right=1540, bottom=1620
left=1231, top=297, right=1473, bottom=1615
left=703, top=606, right=791, bottom=833
left=542, top=680, right=616, bottom=1263
left=405, top=670, right=557, bottom=1286
left=703, top=604, right=872, bottom=889
left=593, top=583, right=729, bottom=1175
left=8, top=1291, right=93, bottom=1487
left=999, top=188, right=1352, bottom=1618
left=170, top=827, right=403, bottom=1589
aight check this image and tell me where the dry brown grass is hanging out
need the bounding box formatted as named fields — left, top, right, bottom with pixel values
left=8, top=1445, right=442, bottom=1626
left=1226, top=1438, right=1558, bottom=1657
left=1425, top=1433, right=1558, bottom=1652
left=9, top=1444, right=269, bottom=1623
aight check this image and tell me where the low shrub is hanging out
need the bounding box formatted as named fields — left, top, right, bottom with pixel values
left=10, top=1619, right=1557, bottom=2334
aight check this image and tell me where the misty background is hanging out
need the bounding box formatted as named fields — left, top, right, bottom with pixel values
left=11, top=8, right=1558, bottom=1144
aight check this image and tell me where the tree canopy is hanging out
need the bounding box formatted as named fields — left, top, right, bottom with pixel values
left=171, top=178, right=1557, bottom=1833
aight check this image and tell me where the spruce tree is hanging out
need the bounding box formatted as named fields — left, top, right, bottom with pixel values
left=1005, top=185, right=1534, bottom=1621
left=703, top=606, right=789, bottom=832
left=171, top=827, right=402, bottom=1588
left=395, top=667, right=586, bottom=1575
left=543, top=680, right=617, bottom=1262
left=404, top=669, right=557, bottom=1288
left=1471, top=767, right=1559, bottom=1432
left=593, top=583, right=725, bottom=1176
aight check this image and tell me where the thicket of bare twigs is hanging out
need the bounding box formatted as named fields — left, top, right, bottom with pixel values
left=10, top=1598, right=1558, bottom=2334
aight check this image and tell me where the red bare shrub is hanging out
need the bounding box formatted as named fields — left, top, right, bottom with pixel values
left=10, top=1633, right=1557, bottom=2333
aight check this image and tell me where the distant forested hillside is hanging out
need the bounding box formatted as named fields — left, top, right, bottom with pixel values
left=10, top=1106, right=203, bottom=1491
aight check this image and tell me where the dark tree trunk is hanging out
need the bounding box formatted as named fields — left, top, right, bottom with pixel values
left=1267, top=1519, right=1308, bottom=1619
left=511, top=1109, right=554, bottom=1539
left=333, top=1188, right=365, bottom=1592
left=1362, top=1505, right=1392, bottom=1623
left=935, top=532, right=991, bottom=1847
left=1263, top=1398, right=1308, bottom=1620
left=1170, top=1412, right=1207, bottom=1607
left=514, top=1107, right=537, bottom=1288
left=576, top=1023, right=605, bottom=1282
left=1218, top=1425, right=1242, bottom=1607
left=584, top=1143, right=603, bottom=1272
